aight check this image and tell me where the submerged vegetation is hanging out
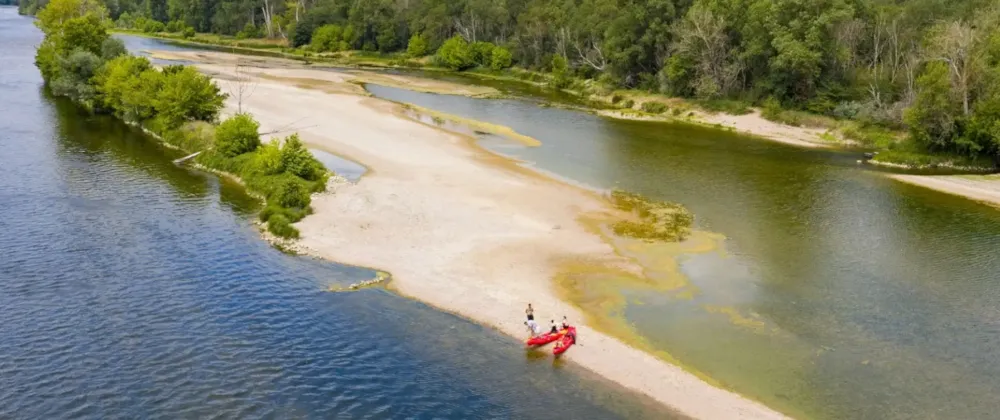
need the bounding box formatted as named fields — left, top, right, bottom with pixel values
left=609, top=190, right=693, bottom=242
left=32, top=0, right=327, bottom=239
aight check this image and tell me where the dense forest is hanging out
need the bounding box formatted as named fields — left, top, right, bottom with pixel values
left=19, top=0, right=1000, bottom=164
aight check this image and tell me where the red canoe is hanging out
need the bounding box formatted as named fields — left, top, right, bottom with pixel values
left=552, top=327, right=576, bottom=355
left=525, top=328, right=567, bottom=347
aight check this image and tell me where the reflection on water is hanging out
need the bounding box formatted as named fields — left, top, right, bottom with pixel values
left=0, top=9, right=680, bottom=420
left=366, top=83, right=1000, bottom=419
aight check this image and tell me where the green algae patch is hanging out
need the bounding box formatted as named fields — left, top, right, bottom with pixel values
left=609, top=190, right=693, bottom=242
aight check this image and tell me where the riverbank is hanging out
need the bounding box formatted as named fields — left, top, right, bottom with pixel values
left=162, top=48, right=788, bottom=419
left=890, top=174, right=1000, bottom=207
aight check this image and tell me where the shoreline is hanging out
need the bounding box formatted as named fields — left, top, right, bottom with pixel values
left=166, top=49, right=789, bottom=419
left=889, top=174, right=1000, bottom=207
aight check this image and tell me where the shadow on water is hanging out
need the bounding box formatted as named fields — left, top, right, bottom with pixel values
left=1, top=9, right=684, bottom=419
left=365, top=83, right=1000, bottom=420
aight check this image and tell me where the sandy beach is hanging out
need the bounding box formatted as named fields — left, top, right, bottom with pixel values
left=158, top=49, right=789, bottom=419
left=890, top=174, right=1000, bottom=207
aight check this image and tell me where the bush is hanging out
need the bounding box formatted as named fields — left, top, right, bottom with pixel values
left=407, top=33, right=428, bottom=57
left=490, top=47, right=512, bottom=70
left=280, top=134, right=326, bottom=181
left=274, top=178, right=311, bottom=208
left=215, top=113, right=261, bottom=157
left=100, top=37, right=127, bottom=60
left=641, top=101, right=668, bottom=114
left=166, top=20, right=184, bottom=33
left=253, top=140, right=285, bottom=175
left=469, top=41, right=495, bottom=67
left=311, top=24, right=342, bottom=52
left=183, top=27, right=195, bottom=38
left=142, top=20, right=165, bottom=34
left=611, top=94, right=623, bottom=104
left=154, top=66, right=225, bottom=128
left=237, top=22, right=261, bottom=40
left=259, top=204, right=309, bottom=223
left=436, top=36, right=472, bottom=70
left=266, top=214, right=300, bottom=239
left=620, top=99, right=634, bottom=109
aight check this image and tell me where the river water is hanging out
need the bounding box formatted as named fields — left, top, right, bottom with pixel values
left=363, top=84, right=1000, bottom=420
left=0, top=8, right=675, bottom=419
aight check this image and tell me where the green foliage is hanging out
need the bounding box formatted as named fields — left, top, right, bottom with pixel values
left=50, top=49, right=102, bottom=105
left=253, top=140, right=285, bottom=175
left=93, top=54, right=153, bottom=116
left=436, top=36, right=473, bottom=70
left=695, top=99, right=751, bottom=115
left=266, top=214, right=300, bottom=239
left=311, top=24, right=343, bottom=52
left=280, top=134, right=326, bottom=181
left=905, top=62, right=959, bottom=150
left=166, top=20, right=184, bottom=33
left=469, top=42, right=495, bottom=67
left=620, top=99, right=634, bottom=109
left=490, top=47, right=513, bottom=70
left=100, top=37, right=127, bottom=60
left=142, top=19, right=165, bottom=33
left=153, top=66, right=226, bottom=128
left=183, top=27, right=196, bottom=38
left=406, top=33, right=428, bottom=57
left=274, top=178, right=311, bottom=208
left=550, top=55, right=570, bottom=89
left=214, top=113, right=261, bottom=157
left=237, top=22, right=261, bottom=40
left=640, top=101, right=668, bottom=114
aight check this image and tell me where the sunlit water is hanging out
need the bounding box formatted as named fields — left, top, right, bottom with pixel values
left=0, top=8, right=677, bottom=419
left=364, top=83, right=1000, bottom=420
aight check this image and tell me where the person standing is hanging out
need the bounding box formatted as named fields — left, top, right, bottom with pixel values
left=525, top=303, right=534, bottom=321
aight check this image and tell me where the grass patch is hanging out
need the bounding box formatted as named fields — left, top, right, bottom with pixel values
left=841, top=123, right=900, bottom=149
left=266, top=214, right=300, bottom=239
left=694, top=99, right=752, bottom=115
left=609, top=190, right=693, bottom=242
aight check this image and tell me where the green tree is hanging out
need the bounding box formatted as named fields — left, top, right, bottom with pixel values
left=154, top=66, right=226, bottom=128
left=214, top=113, right=261, bottom=156
left=490, top=46, right=513, bottom=69
left=311, top=24, right=343, bottom=52
left=50, top=50, right=102, bottom=105
left=280, top=134, right=325, bottom=181
left=905, top=62, right=959, bottom=150
left=100, top=37, right=127, bottom=60
left=274, top=179, right=311, bottom=208
left=94, top=55, right=154, bottom=116
left=407, top=33, right=428, bottom=57
left=469, top=41, right=495, bottom=67
left=436, top=35, right=473, bottom=70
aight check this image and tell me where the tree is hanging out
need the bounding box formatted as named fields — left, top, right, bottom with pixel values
left=280, top=134, right=325, bottom=181
left=926, top=20, right=983, bottom=116
left=407, top=33, right=428, bottom=57
left=154, top=66, right=226, bottom=128
left=94, top=55, right=154, bottom=116
left=51, top=50, right=102, bottom=105
left=436, top=35, right=473, bottom=70
left=311, top=24, right=342, bottom=51
left=490, top=46, right=513, bottom=69
left=215, top=113, right=261, bottom=156
left=100, top=37, right=127, bottom=60
left=905, top=62, right=959, bottom=149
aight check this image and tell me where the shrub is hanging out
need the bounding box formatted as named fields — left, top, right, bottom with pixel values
left=280, top=134, right=326, bottom=181
left=274, top=178, right=311, bottom=208
left=469, top=41, right=495, bottom=67
left=311, top=24, right=342, bottom=52
left=215, top=113, right=261, bottom=157
left=182, top=27, right=195, bottom=38
left=407, top=33, right=428, bottom=57
left=237, top=22, right=260, bottom=40
left=259, top=204, right=309, bottom=223
left=142, top=20, right=165, bottom=34
left=490, top=46, right=512, bottom=70
left=166, top=20, right=184, bottom=33
left=611, top=94, right=623, bottom=104
left=641, top=101, right=668, bottom=114
left=154, top=66, right=226, bottom=128
left=436, top=36, right=472, bottom=70
left=253, top=140, right=285, bottom=175
left=620, top=99, right=634, bottom=109
left=100, top=37, right=127, bottom=60
left=267, top=214, right=300, bottom=239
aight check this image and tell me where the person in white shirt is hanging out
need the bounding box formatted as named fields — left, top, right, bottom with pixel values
left=525, top=319, right=541, bottom=336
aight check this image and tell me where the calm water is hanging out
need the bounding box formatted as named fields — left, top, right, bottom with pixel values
left=0, top=8, right=677, bottom=419
left=366, top=84, right=1000, bottom=419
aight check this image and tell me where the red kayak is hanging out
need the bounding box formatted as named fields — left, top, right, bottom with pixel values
left=552, top=327, right=576, bottom=355
left=525, top=328, right=567, bottom=347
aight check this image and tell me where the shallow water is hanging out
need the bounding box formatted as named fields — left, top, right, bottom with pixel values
left=365, top=83, right=1000, bottom=419
left=0, top=9, right=678, bottom=419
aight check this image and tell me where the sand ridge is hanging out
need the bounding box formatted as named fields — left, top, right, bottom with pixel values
left=164, top=50, right=789, bottom=419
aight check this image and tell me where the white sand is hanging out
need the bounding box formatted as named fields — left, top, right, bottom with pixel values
left=166, top=50, right=789, bottom=419
left=890, top=174, right=1000, bottom=207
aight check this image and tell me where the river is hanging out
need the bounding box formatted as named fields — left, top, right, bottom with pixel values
left=0, top=8, right=675, bottom=419
left=362, top=84, right=1000, bottom=419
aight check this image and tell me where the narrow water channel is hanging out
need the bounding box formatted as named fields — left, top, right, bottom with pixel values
left=366, top=83, right=1000, bottom=420
left=0, top=8, right=676, bottom=419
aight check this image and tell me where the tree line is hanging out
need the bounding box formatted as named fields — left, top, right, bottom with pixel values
left=33, top=0, right=327, bottom=239
left=20, top=0, right=1000, bottom=164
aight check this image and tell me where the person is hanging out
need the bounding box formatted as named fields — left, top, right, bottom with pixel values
left=561, top=316, right=570, bottom=330
left=549, top=319, right=559, bottom=334
left=525, top=319, right=541, bottom=337
left=525, top=303, right=534, bottom=321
